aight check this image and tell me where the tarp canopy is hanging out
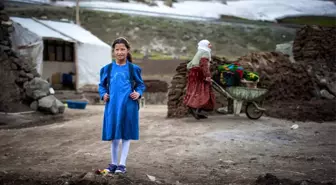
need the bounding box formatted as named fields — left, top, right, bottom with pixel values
left=11, top=20, right=44, bottom=74
left=10, top=17, right=111, bottom=89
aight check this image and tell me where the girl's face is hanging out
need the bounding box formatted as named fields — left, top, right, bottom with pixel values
left=114, top=43, right=129, bottom=61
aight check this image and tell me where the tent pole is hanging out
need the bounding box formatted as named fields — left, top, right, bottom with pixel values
left=74, top=43, right=79, bottom=91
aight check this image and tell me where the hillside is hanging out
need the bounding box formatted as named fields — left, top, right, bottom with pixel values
left=15, top=0, right=336, bottom=22
left=7, top=6, right=296, bottom=60
left=277, top=15, right=336, bottom=27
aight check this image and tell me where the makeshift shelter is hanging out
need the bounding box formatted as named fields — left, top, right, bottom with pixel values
left=10, top=17, right=111, bottom=90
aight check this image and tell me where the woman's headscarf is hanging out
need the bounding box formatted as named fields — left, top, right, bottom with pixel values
left=187, top=40, right=211, bottom=70
left=197, top=40, right=211, bottom=55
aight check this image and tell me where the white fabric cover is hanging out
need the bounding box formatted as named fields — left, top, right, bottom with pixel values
left=10, top=17, right=112, bottom=89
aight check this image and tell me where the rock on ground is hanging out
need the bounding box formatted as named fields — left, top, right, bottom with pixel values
left=24, top=77, right=50, bottom=100
left=38, top=95, right=65, bottom=114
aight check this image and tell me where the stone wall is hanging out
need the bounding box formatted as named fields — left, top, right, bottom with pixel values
left=0, top=4, right=33, bottom=112
left=0, top=3, right=64, bottom=114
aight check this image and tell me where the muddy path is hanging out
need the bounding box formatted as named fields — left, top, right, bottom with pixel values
left=0, top=105, right=335, bottom=185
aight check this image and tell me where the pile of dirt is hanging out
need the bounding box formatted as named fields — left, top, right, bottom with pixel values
left=234, top=51, right=336, bottom=122
left=236, top=51, right=315, bottom=102
left=234, top=26, right=336, bottom=122
left=265, top=26, right=336, bottom=122
left=255, top=173, right=334, bottom=185
left=293, top=25, right=336, bottom=100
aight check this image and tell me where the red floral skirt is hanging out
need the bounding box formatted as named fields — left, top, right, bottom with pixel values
left=183, top=67, right=215, bottom=110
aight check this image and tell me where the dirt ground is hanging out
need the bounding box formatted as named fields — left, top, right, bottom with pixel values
left=265, top=100, right=336, bottom=123
left=0, top=105, right=335, bottom=185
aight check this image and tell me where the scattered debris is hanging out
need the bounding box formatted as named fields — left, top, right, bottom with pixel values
left=60, top=172, right=72, bottom=178
left=146, top=174, right=156, bottom=181
left=291, top=124, right=299, bottom=130
left=82, top=172, right=95, bottom=181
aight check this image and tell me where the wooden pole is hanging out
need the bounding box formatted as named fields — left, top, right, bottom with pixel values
left=76, top=0, right=80, bottom=25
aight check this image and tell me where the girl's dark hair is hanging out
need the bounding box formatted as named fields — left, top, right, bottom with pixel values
left=112, top=37, right=133, bottom=63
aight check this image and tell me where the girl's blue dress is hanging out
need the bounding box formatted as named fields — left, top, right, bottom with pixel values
left=98, top=61, right=145, bottom=141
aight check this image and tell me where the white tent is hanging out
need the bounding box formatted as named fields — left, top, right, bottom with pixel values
left=10, top=17, right=111, bottom=90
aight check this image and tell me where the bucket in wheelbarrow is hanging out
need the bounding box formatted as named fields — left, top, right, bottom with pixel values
left=213, top=71, right=241, bottom=88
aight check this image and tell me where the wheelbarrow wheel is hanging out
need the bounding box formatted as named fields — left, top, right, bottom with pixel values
left=245, top=102, right=264, bottom=120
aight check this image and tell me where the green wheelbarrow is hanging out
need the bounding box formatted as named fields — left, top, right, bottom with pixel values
left=211, top=79, right=268, bottom=120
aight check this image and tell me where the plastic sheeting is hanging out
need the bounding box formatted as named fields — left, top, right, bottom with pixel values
left=39, top=19, right=110, bottom=46
left=276, top=41, right=294, bottom=56
left=275, top=41, right=295, bottom=63
left=11, top=22, right=44, bottom=74
left=10, top=17, right=112, bottom=89
left=11, top=17, right=72, bottom=41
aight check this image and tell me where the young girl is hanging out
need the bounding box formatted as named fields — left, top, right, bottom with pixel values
left=98, top=37, right=145, bottom=174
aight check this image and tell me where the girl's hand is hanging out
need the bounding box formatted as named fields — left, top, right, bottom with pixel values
left=103, top=93, right=109, bottom=102
left=130, top=91, right=140, bottom=100
left=205, top=77, right=211, bottom=82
